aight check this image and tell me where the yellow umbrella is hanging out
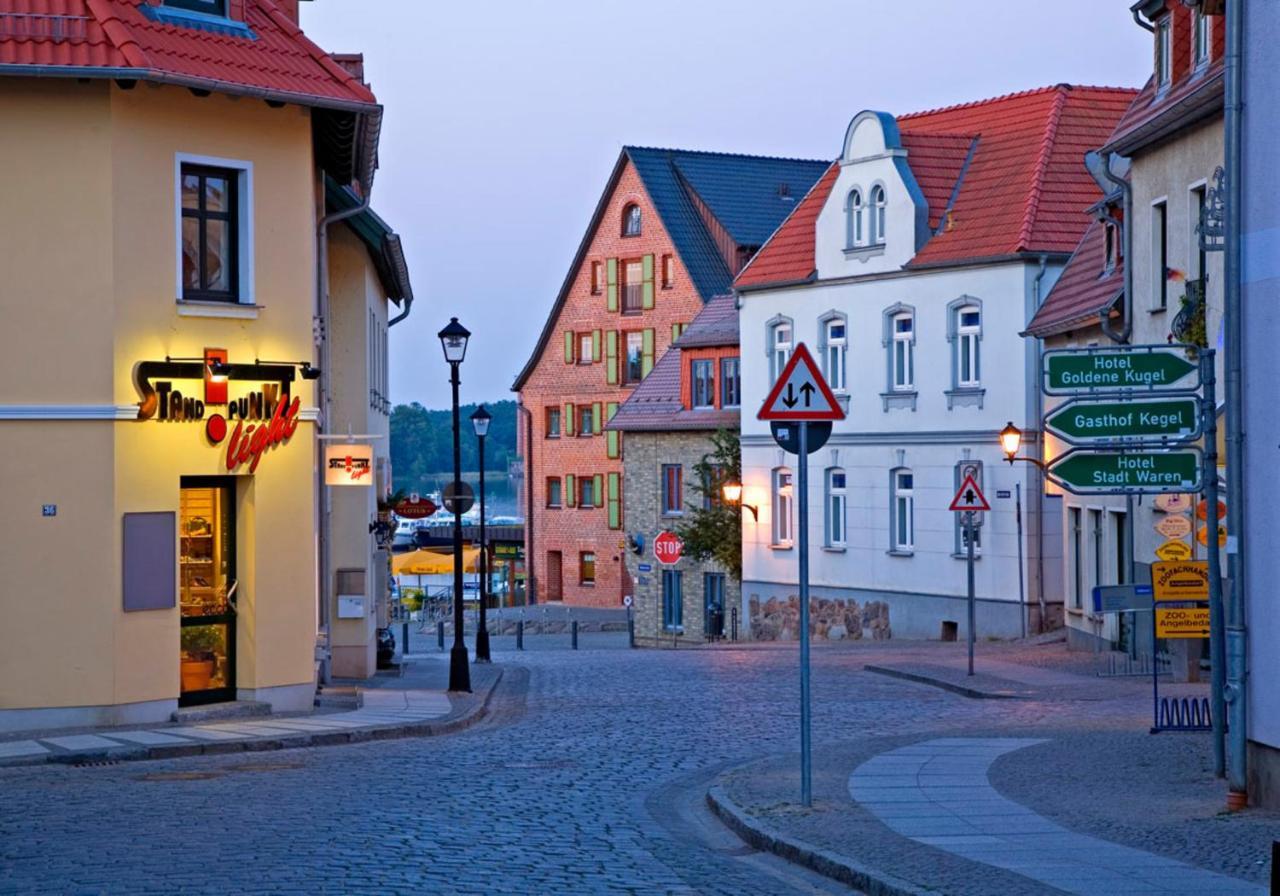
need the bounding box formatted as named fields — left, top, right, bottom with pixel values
left=392, top=547, right=482, bottom=575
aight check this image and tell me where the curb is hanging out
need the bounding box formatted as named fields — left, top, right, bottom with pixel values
left=3, top=668, right=505, bottom=770
left=705, top=782, right=933, bottom=896
left=862, top=664, right=1026, bottom=700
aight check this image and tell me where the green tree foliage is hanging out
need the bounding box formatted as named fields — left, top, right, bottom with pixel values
left=676, top=429, right=742, bottom=581
left=390, top=399, right=518, bottom=492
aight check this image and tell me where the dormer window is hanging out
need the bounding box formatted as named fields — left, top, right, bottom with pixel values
left=164, top=0, right=228, bottom=15
left=870, top=185, right=887, bottom=245
left=1103, top=221, right=1120, bottom=274
left=1193, top=9, right=1210, bottom=68
left=1155, top=16, right=1172, bottom=87
left=845, top=189, right=864, bottom=248
left=622, top=204, right=642, bottom=237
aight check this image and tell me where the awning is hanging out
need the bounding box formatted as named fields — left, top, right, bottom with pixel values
left=392, top=548, right=481, bottom=575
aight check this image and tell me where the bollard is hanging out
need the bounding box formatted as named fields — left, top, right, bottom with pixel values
left=402, top=622, right=409, bottom=657
left=517, top=620, right=524, bottom=651
left=437, top=620, right=444, bottom=651
left=627, top=608, right=635, bottom=648
left=572, top=620, right=579, bottom=650
left=1272, top=841, right=1277, bottom=896
left=731, top=606, right=739, bottom=642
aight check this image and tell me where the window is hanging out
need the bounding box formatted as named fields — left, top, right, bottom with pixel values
left=701, top=464, right=726, bottom=511
left=720, top=357, right=741, bottom=408
left=891, top=469, right=914, bottom=552
left=578, top=404, right=594, bottom=436
left=164, top=0, right=227, bottom=14
left=662, top=569, right=683, bottom=630
left=691, top=359, right=715, bottom=408
left=662, top=464, right=683, bottom=515
left=704, top=573, right=726, bottom=639
left=579, top=476, right=597, bottom=508
left=181, top=164, right=238, bottom=302
left=1069, top=507, right=1083, bottom=609
left=622, top=331, right=645, bottom=385
left=580, top=552, right=596, bottom=585
left=661, top=254, right=674, bottom=289
left=1193, top=9, right=1210, bottom=68
left=545, top=407, right=561, bottom=438
left=1155, top=16, right=1171, bottom=87
left=845, top=188, right=864, bottom=248
left=825, top=318, right=847, bottom=392
left=591, top=261, right=603, bottom=295
left=623, top=204, right=642, bottom=237
left=772, top=468, right=793, bottom=546
left=1153, top=200, right=1168, bottom=310
left=1112, top=510, right=1128, bottom=584
left=622, top=259, right=644, bottom=314
left=1089, top=508, right=1103, bottom=594
left=578, top=333, right=593, bottom=365
left=956, top=305, right=981, bottom=388
left=769, top=320, right=792, bottom=384
left=546, top=477, right=562, bottom=508
left=1191, top=185, right=1207, bottom=283
left=825, top=468, right=847, bottom=547
left=870, top=185, right=887, bottom=245
left=892, top=313, right=914, bottom=390
left=1103, top=221, right=1120, bottom=274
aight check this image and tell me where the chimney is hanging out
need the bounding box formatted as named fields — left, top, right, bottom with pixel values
left=331, top=53, right=367, bottom=86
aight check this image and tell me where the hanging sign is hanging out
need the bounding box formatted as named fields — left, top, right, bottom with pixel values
left=1155, top=540, right=1193, bottom=561
left=324, top=444, right=374, bottom=486
left=1152, top=560, right=1210, bottom=602
left=395, top=494, right=437, bottom=519
left=1154, top=515, right=1193, bottom=539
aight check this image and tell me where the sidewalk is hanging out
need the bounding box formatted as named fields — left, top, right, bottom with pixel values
left=0, top=658, right=501, bottom=769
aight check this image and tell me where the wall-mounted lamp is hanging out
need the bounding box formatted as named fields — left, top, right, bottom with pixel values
left=209, top=359, right=233, bottom=378
left=255, top=358, right=323, bottom=380
left=722, top=481, right=759, bottom=521
left=999, top=421, right=1047, bottom=470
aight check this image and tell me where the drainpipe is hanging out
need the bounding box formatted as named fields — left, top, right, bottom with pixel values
left=1091, top=151, right=1133, bottom=346
left=519, top=399, right=536, bottom=605
left=1131, top=7, right=1155, bottom=32
left=314, top=181, right=373, bottom=683
left=1031, top=255, right=1049, bottom=631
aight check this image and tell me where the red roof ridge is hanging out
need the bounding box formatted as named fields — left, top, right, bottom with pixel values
left=85, top=0, right=149, bottom=68
left=1017, top=85, right=1070, bottom=250
left=898, top=83, right=1136, bottom=123
left=254, top=0, right=376, bottom=104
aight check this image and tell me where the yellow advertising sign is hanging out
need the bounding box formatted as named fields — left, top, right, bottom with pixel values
left=1155, top=540, right=1193, bottom=562
left=1156, top=606, right=1211, bottom=639
left=1152, top=560, right=1210, bottom=602
left=1197, top=525, right=1227, bottom=548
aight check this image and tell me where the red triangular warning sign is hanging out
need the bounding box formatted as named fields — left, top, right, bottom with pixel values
left=757, top=343, right=846, bottom=422
left=949, top=474, right=990, bottom=512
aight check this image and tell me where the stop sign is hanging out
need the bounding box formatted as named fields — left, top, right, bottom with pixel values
left=654, top=531, right=683, bottom=566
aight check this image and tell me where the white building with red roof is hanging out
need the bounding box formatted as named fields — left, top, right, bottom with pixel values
left=733, top=85, right=1135, bottom=642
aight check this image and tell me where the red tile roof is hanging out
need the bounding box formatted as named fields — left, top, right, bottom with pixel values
left=0, top=0, right=376, bottom=110
left=735, top=85, right=1138, bottom=289
left=1023, top=217, right=1123, bottom=338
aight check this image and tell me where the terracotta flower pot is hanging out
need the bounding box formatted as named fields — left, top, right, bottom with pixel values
left=181, top=658, right=214, bottom=692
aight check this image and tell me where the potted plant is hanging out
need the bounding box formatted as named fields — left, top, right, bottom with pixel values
left=180, top=626, right=222, bottom=691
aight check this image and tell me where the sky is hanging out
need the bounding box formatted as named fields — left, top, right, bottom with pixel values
left=301, top=1, right=1154, bottom=411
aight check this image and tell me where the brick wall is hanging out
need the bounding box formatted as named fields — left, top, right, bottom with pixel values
left=519, top=160, right=706, bottom=606
left=622, top=430, right=740, bottom=646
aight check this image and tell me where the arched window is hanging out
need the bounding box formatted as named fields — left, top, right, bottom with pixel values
left=870, top=185, right=887, bottom=244
left=845, top=188, right=864, bottom=248
left=622, top=204, right=642, bottom=237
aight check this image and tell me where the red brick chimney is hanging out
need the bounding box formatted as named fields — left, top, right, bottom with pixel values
left=331, top=53, right=367, bottom=86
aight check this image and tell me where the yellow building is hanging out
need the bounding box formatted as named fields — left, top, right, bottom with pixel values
left=0, top=0, right=412, bottom=729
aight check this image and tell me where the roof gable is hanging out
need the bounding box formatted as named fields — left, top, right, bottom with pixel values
left=1023, top=217, right=1122, bottom=338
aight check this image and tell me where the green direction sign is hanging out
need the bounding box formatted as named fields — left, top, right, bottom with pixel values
left=1047, top=448, right=1202, bottom=495
left=1045, top=396, right=1201, bottom=445
left=1043, top=345, right=1199, bottom=395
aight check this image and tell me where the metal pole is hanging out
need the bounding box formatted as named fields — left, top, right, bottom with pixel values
left=516, top=620, right=524, bottom=651
left=448, top=362, right=471, bottom=693
left=402, top=622, right=409, bottom=658
left=1016, top=483, right=1026, bottom=640
left=967, top=511, right=976, bottom=676
left=1203, top=349, right=1225, bottom=778
left=1223, top=0, right=1248, bottom=808
left=476, top=432, right=491, bottom=662
left=572, top=619, right=578, bottom=650
left=798, top=421, right=812, bottom=808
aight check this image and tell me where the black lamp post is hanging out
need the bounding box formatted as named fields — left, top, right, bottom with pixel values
left=439, top=317, right=471, bottom=693
left=471, top=404, right=493, bottom=662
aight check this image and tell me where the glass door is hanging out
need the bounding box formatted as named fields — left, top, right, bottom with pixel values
left=179, top=479, right=236, bottom=706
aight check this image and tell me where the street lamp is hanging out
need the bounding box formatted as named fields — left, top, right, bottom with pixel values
left=999, top=421, right=1047, bottom=470
left=439, top=317, right=471, bottom=693
left=471, top=404, right=492, bottom=663
left=721, top=481, right=758, bottom=520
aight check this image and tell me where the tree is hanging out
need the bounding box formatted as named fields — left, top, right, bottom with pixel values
left=676, top=429, right=742, bottom=581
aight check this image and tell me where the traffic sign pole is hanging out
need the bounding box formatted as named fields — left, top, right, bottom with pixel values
left=1201, top=350, right=1226, bottom=779
left=966, top=511, right=976, bottom=676
left=797, top=421, right=812, bottom=808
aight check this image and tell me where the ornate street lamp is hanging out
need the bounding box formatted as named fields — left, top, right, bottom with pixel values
left=999, top=421, right=1047, bottom=470
left=438, top=317, right=471, bottom=693
left=471, top=404, right=492, bottom=663
left=721, top=481, right=758, bottom=520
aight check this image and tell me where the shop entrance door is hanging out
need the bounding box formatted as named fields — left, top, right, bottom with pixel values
left=179, top=478, right=237, bottom=706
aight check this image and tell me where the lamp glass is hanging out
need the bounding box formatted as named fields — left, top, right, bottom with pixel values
left=438, top=318, right=470, bottom=364
left=722, top=482, right=743, bottom=505
left=999, top=421, right=1023, bottom=459
left=471, top=405, right=492, bottom=438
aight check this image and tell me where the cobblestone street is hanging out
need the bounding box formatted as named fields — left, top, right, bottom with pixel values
left=0, top=640, right=1269, bottom=894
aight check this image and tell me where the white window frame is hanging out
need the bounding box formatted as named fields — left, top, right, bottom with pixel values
left=845, top=188, right=864, bottom=248
left=1152, top=198, right=1169, bottom=311
left=890, top=468, right=914, bottom=553
left=772, top=467, right=793, bottom=548
left=767, top=317, right=794, bottom=384
left=825, top=468, right=847, bottom=548
left=1103, top=220, right=1120, bottom=274
left=1155, top=15, right=1171, bottom=88
left=691, top=359, right=715, bottom=409
left=1189, top=180, right=1208, bottom=282
left=870, top=184, right=887, bottom=245
left=956, top=305, right=981, bottom=388
left=824, top=317, right=848, bottom=393
left=174, top=152, right=255, bottom=316
left=892, top=312, right=914, bottom=390
left=1193, top=8, right=1210, bottom=69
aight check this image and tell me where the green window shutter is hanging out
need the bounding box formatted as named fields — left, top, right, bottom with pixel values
left=592, top=402, right=603, bottom=434
left=642, top=254, right=655, bottom=309
left=592, top=329, right=602, bottom=363
left=564, top=403, right=575, bottom=436
left=607, top=473, right=621, bottom=529
left=605, top=331, right=619, bottom=384
left=564, top=331, right=574, bottom=364
left=606, top=401, right=618, bottom=421
left=606, top=258, right=619, bottom=313
left=606, top=429, right=619, bottom=459
left=672, top=323, right=684, bottom=342
left=642, top=328, right=655, bottom=377
left=593, top=474, right=604, bottom=505
left=565, top=474, right=576, bottom=507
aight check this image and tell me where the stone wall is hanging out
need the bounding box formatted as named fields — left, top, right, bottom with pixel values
left=747, top=594, right=891, bottom=642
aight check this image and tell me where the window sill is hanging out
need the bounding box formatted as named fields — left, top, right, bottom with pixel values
left=1148, top=306, right=1168, bottom=314
left=843, top=244, right=885, bottom=263
left=546, top=435, right=561, bottom=440
left=880, top=391, right=918, bottom=412
left=661, top=512, right=684, bottom=519
left=579, top=582, right=596, bottom=588
left=945, top=387, right=985, bottom=410
left=886, top=549, right=914, bottom=558
left=951, top=552, right=982, bottom=561
left=822, top=545, right=847, bottom=553
left=1067, top=607, right=1084, bottom=617
left=177, top=300, right=260, bottom=320
left=546, top=505, right=562, bottom=510
left=770, top=542, right=793, bottom=551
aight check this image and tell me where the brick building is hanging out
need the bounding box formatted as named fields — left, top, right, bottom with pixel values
left=608, top=294, right=741, bottom=644
left=513, top=148, right=826, bottom=606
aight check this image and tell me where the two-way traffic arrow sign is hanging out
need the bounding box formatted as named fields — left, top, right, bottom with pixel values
left=757, top=343, right=846, bottom=421
left=949, top=474, right=990, bottom=512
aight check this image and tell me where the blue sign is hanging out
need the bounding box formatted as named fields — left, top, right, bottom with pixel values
left=637, top=563, right=652, bottom=573
left=1092, top=583, right=1153, bottom=613
left=41, top=505, right=56, bottom=517
left=637, top=577, right=649, bottom=586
